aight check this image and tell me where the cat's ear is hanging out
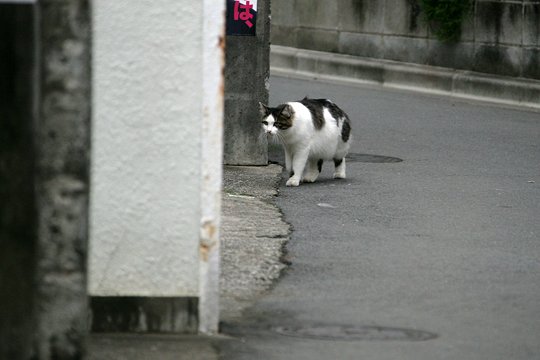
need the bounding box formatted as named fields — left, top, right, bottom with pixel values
left=280, top=104, right=293, bottom=119
left=259, top=102, right=269, bottom=116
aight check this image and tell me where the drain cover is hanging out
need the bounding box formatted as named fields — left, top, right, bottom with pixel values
left=347, top=153, right=403, bottom=163
left=273, top=324, right=437, bottom=342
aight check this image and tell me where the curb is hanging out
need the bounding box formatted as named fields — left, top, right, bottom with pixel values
left=220, top=165, right=290, bottom=321
left=270, top=45, right=540, bottom=111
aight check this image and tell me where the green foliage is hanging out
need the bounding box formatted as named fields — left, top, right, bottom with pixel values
left=419, top=0, right=472, bottom=42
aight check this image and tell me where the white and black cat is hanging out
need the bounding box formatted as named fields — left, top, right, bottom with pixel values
left=259, top=97, right=352, bottom=187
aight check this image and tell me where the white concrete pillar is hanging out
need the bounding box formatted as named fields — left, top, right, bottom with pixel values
left=89, top=0, right=224, bottom=333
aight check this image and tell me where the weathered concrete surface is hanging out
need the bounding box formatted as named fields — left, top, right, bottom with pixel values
left=222, top=164, right=282, bottom=200
left=220, top=164, right=290, bottom=320
left=89, top=334, right=221, bottom=360
left=90, top=0, right=224, bottom=334
left=34, top=0, right=92, bottom=358
left=0, top=1, right=90, bottom=358
left=223, top=0, right=271, bottom=165
left=90, top=0, right=204, bottom=298
left=90, top=297, right=198, bottom=333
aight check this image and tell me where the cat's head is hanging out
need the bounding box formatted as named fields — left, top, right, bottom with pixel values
left=259, top=102, right=294, bottom=135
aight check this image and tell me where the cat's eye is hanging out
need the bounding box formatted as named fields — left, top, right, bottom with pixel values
left=262, top=121, right=268, bottom=125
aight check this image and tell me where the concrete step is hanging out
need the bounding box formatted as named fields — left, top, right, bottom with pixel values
left=271, top=45, right=540, bottom=111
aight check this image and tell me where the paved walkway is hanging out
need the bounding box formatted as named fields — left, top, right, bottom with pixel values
left=220, top=164, right=290, bottom=321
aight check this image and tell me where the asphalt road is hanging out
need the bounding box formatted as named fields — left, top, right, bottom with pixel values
left=220, top=76, right=540, bottom=360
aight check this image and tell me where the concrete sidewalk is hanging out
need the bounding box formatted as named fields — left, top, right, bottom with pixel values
left=89, top=164, right=289, bottom=359
left=220, top=164, right=290, bottom=321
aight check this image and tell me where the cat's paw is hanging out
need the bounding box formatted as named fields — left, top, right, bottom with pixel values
left=286, top=177, right=301, bottom=187
left=333, top=172, right=346, bottom=179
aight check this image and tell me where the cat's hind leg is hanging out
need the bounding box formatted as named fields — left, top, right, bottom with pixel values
left=333, top=158, right=346, bottom=179
left=302, top=159, right=322, bottom=183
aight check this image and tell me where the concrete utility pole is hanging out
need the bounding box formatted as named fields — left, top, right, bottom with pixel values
left=89, top=0, right=224, bottom=334
left=0, top=0, right=91, bottom=358
left=224, top=0, right=271, bottom=165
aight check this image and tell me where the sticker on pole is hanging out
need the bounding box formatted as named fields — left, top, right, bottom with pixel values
left=226, top=0, right=257, bottom=36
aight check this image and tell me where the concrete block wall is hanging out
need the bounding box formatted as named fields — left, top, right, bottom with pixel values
left=271, top=0, right=540, bottom=80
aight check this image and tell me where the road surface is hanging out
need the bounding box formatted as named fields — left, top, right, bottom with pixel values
left=220, top=75, right=540, bottom=360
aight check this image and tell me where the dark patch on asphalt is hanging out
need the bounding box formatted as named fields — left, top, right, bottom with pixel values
left=220, top=321, right=437, bottom=342
left=347, top=153, right=403, bottom=163
left=274, top=324, right=438, bottom=342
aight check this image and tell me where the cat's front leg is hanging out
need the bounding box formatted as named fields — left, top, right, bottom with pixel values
left=286, top=147, right=309, bottom=187
left=284, top=147, right=293, bottom=176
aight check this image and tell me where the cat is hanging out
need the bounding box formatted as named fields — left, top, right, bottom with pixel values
left=259, top=97, right=352, bottom=187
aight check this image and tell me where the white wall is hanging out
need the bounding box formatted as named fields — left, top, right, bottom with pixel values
left=89, top=0, right=224, bottom=332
